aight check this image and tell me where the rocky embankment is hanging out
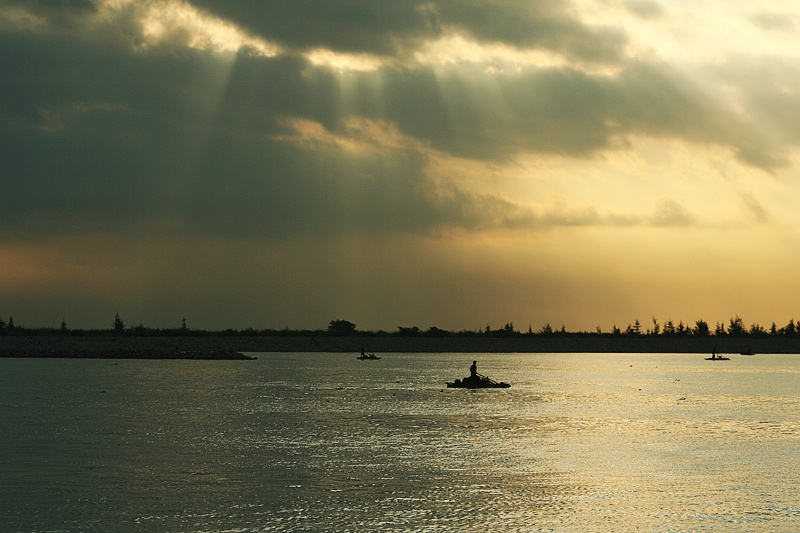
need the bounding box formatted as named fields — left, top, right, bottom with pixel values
left=1, top=335, right=799, bottom=358
left=0, top=336, right=255, bottom=359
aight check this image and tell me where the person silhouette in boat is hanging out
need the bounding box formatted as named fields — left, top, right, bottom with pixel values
left=470, top=360, right=478, bottom=380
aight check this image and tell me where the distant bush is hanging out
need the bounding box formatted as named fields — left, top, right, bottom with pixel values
left=327, top=319, right=356, bottom=336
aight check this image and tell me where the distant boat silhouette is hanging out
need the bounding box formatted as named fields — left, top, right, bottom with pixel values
left=447, top=372, right=510, bottom=389
left=740, top=349, right=755, bottom=356
left=357, top=348, right=380, bottom=360
left=705, top=349, right=729, bottom=361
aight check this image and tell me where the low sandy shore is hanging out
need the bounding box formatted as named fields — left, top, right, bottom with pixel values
left=1, top=335, right=799, bottom=358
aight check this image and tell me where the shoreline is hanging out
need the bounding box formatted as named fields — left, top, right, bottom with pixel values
left=0, top=336, right=256, bottom=360
left=1, top=335, right=799, bottom=358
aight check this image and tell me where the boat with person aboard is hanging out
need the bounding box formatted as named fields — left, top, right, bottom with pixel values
left=446, top=374, right=510, bottom=388
left=446, top=360, right=510, bottom=388
left=705, top=349, right=729, bottom=361
left=357, top=348, right=380, bottom=360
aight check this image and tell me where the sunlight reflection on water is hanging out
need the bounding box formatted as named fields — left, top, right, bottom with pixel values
left=1, top=353, right=800, bottom=531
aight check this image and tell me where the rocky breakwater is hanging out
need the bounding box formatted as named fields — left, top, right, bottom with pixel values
left=0, top=336, right=255, bottom=360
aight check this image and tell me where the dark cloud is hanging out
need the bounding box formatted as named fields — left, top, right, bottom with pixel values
left=0, top=0, right=794, bottom=249
left=648, top=199, right=695, bottom=227
left=186, top=0, right=628, bottom=64
left=735, top=145, right=787, bottom=172
left=183, top=0, right=437, bottom=57
left=739, top=192, right=771, bottom=224
left=0, top=30, right=454, bottom=239
left=748, top=11, right=795, bottom=32
left=1, top=0, right=98, bottom=34
left=367, top=61, right=778, bottom=170
left=433, top=0, right=627, bottom=63
left=621, top=0, right=664, bottom=20
left=708, top=57, right=800, bottom=170
left=5, top=0, right=97, bottom=14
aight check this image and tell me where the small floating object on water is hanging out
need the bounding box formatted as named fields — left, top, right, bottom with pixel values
left=706, top=349, right=730, bottom=360
left=447, top=361, right=510, bottom=388
left=446, top=375, right=510, bottom=389
left=357, top=350, right=380, bottom=360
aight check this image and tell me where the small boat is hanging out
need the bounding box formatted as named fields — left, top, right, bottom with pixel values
left=446, top=374, right=510, bottom=389
left=740, top=349, right=755, bottom=356
left=357, top=352, right=380, bottom=360
left=705, top=352, right=730, bottom=361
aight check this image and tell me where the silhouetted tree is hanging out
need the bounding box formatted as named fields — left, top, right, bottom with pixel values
left=113, top=313, right=125, bottom=334
left=0, top=317, right=5, bottom=335
left=728, top=315, right=745, bottom=336
left=327, top=319, right=356, bottom=335
left=397, top=326, right=420, bottom=336
left=14, top=313, right=800, bottom=339
left=694, top=320, right=710, bottom=336
left=426, top=326, right=444, bottom=337
left=501, top=322, right=516, bottom=336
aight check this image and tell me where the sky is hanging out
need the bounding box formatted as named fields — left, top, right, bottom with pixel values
left=3, top=0, right=800, bottom=333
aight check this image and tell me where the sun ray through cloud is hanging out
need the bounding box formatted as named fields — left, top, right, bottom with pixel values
left=3, top=0, right=800, bottom=331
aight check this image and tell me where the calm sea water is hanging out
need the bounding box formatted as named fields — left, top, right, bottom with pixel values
left=1, top=352, right=799, bottom=532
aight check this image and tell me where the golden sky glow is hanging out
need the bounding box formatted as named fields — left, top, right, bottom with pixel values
left=2, top=0, right=800, bottom=332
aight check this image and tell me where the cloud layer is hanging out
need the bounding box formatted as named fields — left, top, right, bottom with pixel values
left=3, top=0, right=800, bottom=329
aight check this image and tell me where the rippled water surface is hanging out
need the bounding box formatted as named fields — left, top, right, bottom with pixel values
left=2, top=352, right=800, bottom=532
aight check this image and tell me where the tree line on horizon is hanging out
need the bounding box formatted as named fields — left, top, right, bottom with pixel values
left=1, top=314, right=800, bottom=339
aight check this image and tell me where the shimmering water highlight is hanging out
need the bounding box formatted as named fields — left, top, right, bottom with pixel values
left=2, top=352, right=799, bottom=531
